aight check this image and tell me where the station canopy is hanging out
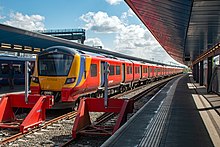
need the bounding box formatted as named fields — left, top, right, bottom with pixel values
left=125, top=0, right=220, bottom=65
left=0, top=24, right=173, bottom=67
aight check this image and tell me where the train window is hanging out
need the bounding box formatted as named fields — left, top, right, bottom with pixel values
left=135, top=67, right=139, bottom=74
left=109, top=65, right=115, bottom=75
left=13, top=64, right=22, bottom=74
left=38, top=53, right=73, bottom=76
left=0, top=63, right=22, bottom=75
left=143, top=67, right=147, bottom=73
left=130, top=66, right=132, bottom=74
left=116, top=66, right=121, bottom=75
left=127, top=66, right=130, bottom=74
left=1, top=64, right=9, bottom=74
left=90, top=64, right=97, bottom=77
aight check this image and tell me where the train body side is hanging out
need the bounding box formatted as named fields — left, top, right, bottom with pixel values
left=0, top=55, right=35, bottom=85
left=30, top=46, right=184, bottom=106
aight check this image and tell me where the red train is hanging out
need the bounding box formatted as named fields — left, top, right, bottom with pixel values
left=30, top=46, right=183, bottom=106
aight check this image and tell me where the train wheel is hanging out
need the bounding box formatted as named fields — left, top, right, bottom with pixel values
left=96, top=91, right=102, bottom=98
left=119, top=86, right=126, bottom=93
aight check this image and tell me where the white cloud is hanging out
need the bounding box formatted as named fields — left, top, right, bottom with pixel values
left=0, top=6, right=5, bottom=19
left=106, top=0, right=123, bottom=5
left=121, top=9, right=134, bottom=19
left=114, top=24, right=174, bottom=63
left=81, top=11, right=178, bottom=64
left=121, top=9, right=135, bottom=24
left=84, top=37, right=104, bottom=48
left=80, top=11, right=124, bottom=33
left=3, top=12, right=45, bottom=31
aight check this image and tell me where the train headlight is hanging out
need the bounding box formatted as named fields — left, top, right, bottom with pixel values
left=32, top=77, right=39, bottom=83
left=65, top=77, right=76, bottom=84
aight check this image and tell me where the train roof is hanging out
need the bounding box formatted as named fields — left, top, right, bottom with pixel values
left=77, top=49, right=133, bottom=63
left=39, top=46, right=79, bottom=55
left=40, top=46, right=184, bottom=69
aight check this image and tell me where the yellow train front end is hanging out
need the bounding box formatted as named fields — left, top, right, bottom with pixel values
left=30, top=46, right=86, bottom=106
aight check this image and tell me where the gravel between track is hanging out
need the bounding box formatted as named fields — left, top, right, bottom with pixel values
left=1, top=77, right=174, bottom=147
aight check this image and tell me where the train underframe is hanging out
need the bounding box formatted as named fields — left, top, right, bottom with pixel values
left=37, top=73, right=179, bottom=109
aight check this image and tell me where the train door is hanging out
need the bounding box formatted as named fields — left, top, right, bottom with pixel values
left=140, top=65, right=143, bottom=79
left=100, top=61, right=105, bottom=87
left=122, top=63, right=125, bottom=82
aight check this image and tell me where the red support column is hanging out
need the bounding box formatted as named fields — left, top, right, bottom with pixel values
left=0, top=96, right=16, bottom=122
left=72, top=98, right=134, bottom=139
left=0, top=94, right=54, bottom=132
left=72, top=98, right=91, bottom=139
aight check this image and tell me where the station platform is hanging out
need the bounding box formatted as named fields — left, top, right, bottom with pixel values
left=102, top=74, right=220, bottom=147
left=0, top=85, right=25, bottom=98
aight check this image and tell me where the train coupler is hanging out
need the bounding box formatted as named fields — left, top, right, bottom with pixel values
left=72, top=98, right=134, bottom=139
left=0, top=94, right=54, bottom=133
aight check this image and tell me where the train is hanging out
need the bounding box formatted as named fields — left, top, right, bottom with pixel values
left=0, top=54, right=35, bottom=86
left=30, top=46, right=183, bottom=107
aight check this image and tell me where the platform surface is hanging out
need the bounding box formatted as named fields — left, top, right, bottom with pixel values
left=102, top=74, right=219, bottom=147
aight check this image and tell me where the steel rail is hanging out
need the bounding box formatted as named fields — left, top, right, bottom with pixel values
left=0, top=111, right=77, bottom=145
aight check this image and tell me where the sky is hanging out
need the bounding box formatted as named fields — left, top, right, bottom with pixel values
left=0, top=0, right=182, bottom=66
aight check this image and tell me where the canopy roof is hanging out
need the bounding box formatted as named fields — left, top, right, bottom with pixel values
left=0, top=24, right=180, bottom=67
left=125, top=0, right=220, bottom=65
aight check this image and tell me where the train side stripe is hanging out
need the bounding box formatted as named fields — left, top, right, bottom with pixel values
left=76, top=56, right=85, bottom=86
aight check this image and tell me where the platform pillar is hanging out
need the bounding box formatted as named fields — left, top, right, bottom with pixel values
left=195, top=63, right=199, bottom=83
left=193, top=64, right=196, bottom=81
left=199, top=60, right=204, bottom=86
left=207, top=56, right=213, bottom=92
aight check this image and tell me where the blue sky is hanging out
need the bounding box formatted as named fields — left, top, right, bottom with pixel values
left=0, top=0, right=181, bottom=65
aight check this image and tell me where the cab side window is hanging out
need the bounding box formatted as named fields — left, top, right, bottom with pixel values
left=109, top=65, right=115, bottom=75
left=90, top=64, right=97, bottom=77
left=116, top=66, right=120, bottom=75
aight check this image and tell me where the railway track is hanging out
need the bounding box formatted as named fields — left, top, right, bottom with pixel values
left=61, top=75, right=180, bottom=146
left=0, top=75, right=180, bottom=146
left=0, top=111, right=77, bottom=146
left=93, top=77, right=170, bottom=126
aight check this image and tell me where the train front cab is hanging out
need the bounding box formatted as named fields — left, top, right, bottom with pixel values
left=30, top=46, right=89, bottom=104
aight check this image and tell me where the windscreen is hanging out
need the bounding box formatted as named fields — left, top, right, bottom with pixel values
left=38, top=53, right=73, bottom=76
